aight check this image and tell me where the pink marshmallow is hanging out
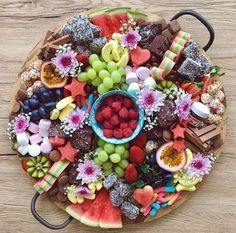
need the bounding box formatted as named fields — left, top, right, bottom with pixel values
left=29, top=134, right=42, bottom=145
left=125, top=65, right=133, bottom=74
left=40, top=141, right=52, bottom=154
left=27, top=122, right=39, bottom=134
left=136, top=66, right=150, bottom=80
left=39, top=119, right=51, bottom=130
left=126, top=72, right=138, bottom=84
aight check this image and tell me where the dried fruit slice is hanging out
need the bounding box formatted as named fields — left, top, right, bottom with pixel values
left=41, top=61, right=67, bottom=89
left=156, top=142, right=186, bottom=172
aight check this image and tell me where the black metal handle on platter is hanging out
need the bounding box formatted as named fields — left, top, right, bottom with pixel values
left=171, top=9, right=215, bottom=51
left=31, top=192, right=73, bottom=230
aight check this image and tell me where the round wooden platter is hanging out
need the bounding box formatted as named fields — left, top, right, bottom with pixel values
left=8, top=8, right=227, bottom=225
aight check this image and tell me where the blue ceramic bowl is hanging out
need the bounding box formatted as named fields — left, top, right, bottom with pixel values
left=90, top=90, right=144, bottom=144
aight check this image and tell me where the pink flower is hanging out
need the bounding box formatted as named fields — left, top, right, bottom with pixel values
left=138, top=88, right=166, bottom=115
left=187, top=153, right=212, bottom=178
left=121, top=30, right=141, bottom=49
left=175, top=93, right=192, bottom=120
left=74, top=186, right=92, bottom=197
left=52, top=50, right=78, bottom=77
left=76, top=160, right=102, bottom=184
left=14, top=115, right=29, bottom=134
left=67, top=108, right=85, bottom=129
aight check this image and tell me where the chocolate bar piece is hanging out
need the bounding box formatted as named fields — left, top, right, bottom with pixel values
left=200, top=128, right=221, bottom=143
left=192, top=124, right=217, bottom=136
left=162, top=28, right=174, bottom=40
left=42, top=30, right=53, bottom=45
left=157, top=18, right=168, bottom=30
left=46, top=43, right=59, bottom=53
left=168, top=20, right=181, bottom=34
left=52, top=35, right=71, bottom=46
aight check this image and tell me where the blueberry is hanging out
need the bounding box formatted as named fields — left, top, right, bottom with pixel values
left=31, top=94, right=38, bottom=99
left=55, top=88, right=63, bottom=97
left=29, top=98, right=40, bottom=109
left=38, top=107, right=48, bottom=118
left=146, top=154, right=156, bottom=165
left=23, top=99, right=30, bottom=106
left=38, top=86, right=48, bottom=94
left=163, top=173, right=173, bottom=179
left=31, top=109, right=40, bottom=122
left=47, top=90, right=55, bottom=99
left=44, top=102, right=56, bottom=112
left=40, top=92, right=50, bottom=103
left=22, top=105, right=31, bottom=113
left=153, top=179, right=164, bottom=188
left=141, top=172, right=154, bottom=183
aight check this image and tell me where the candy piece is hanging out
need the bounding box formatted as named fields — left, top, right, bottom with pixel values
left=109, top=189, right=124, bottom=206
left=16, top=132, right=29, bottom=146
left=49, top=136, right=65, bottom=147
left=103, top=173, right=118, bottom=190
left=130, top=46, right=151, bottom=67
left=135, top=67, right=150, bottom=80
left=143, top=205, right=152, bottom=216
left=168, top=20, right=181, bottom=34
left=125, top=65, right=133, bottom=74
left=18, top=145, right=29, bottom=156
left=114, top=182, right=130, bottom=197
left=164, top=50, right=178, bottom=61
left=151, top=67, right=165, bottom=80
left=59, top=103, right=76, bottom=121
left=39, top=128, right=48, bottom=138
left=58, top=141, right=78, bottom=162
left=39, top=119, right=51, bottom=130
left=143, top=77, right=157, bottom=89
left=50, top=109, right=60, bottom=120
left=120, top=201, right=139, bottom=220
left=28, top=122, right=39, bottom=134
left=173, top=36, right=187, bottom=46
left=191, top=102, right=210, bottom=119
left=41, top=141, right=52, bottom=154
left=177, top=31, right=191, bottom=40
left=29, top=134, right=43, bottom=145
left=126, top=72, right=138, bottom=84
left=176, top=184, right=196, bottom=192
left=56, top=96, right=74, bottom=110
left=28, top=144, right=41, bottom=157
left=127, top=82, right=140, bottom=96
left=168, top=192, right=182, bottom=205
left=133, top=185, right=154, bottom=207
left=159, top=57, right=175, bottom=76
left=170, top=42, right=184, bottom=55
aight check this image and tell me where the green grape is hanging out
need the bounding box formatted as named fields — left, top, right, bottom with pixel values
left=91, top=77, right=102, bottom=87
left=115, top=145, right=125, bottom=155
left=99, top=69, right=110, bottom=79
left=118, top=67, right=125, bottom=76
left=98, top=151, right=109, bottom=162
left=103, top=77, right=113, bottom=89
left=121, top=150, right=129, bottom=159
left=97, top=139, right=105, bottom=148
left=95, top=147, right=103, bottom=154
left=103, top=161, right=113, bottom=170
left=85, top=66, right=92, bottom=72
left=111, top=70, right=121, bottom=83
left=93, top=157, right=103, bottom=166
left=109, top=153, right=121, bottom=163
left=89, top=54, right=99, bottom=65
left=103, top=143, right=115, bottom=154
left=118, top=159, right=129, bottom=169
left=92, top=60, right=104, bottom=72
left=107, top=61, right=117, bottom=73
left=101, top=61, right=107, bottom=69
left=114, top=166, right=124, bottom=177
left=123, top=143, right=129, bottom=149
left=98, top=84, right=109, bottom=94
left=87, top=69, right=97, bottom=80
left=99, top=55, right=104, bottom=62
left=104, top=168, right=113, bottom=177
left=77, top=72, right=88, bottom=82
left=121, top=83, right=128, bottom=91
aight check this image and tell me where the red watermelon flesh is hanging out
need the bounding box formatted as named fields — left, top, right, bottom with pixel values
left=80, top=188, right=109, bottom=227
left=99, top=195, right=122, bottom=228
left=65, top=199, right=93, bottom=221
left=109, top=15, right=120, bottom=33
left=115, top=13, right=128, bottom=22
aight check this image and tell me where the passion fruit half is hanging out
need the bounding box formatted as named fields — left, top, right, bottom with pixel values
left=41, top=61, right=67, bottom=89
left=156, top=142, right=186, bottom=172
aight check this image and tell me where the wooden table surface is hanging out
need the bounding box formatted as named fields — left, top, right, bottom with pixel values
left=0, top=1, right=236, bottom=233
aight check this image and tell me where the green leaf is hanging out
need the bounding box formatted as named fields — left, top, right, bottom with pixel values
left=128, top=179, right=145, bottom=190
left=140, top=163, right=150, bottom=173
left=210, top=66, right=225, bottom=77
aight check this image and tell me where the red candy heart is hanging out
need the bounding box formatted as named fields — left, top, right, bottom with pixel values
left=133, top=185, right=154, bottom=207
left=130, top=46, right=151, bottom=67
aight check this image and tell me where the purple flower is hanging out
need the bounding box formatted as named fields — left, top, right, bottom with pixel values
left=52, top=50, right=78, bottom=77
left=121, top=30, right=141, bottom=49
left=66, top=108, right=85, bottom=129
left=14, top=115, right=29, bottom=134
left=175, top=93, right=192, bottom=120
left=137, top=88, right=166, bottom=115
left=187, top=153, right=212, bottom=178
left=76, top=160, right=102, bottom=184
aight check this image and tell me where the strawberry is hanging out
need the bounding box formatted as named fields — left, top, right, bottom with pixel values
left=119, top=107, right=129, bottom=119
left=111, top=101, right=122, bottom=112
left=122, top=128, right=133, bottom=138
left=131, top=131, right=147, bottom=148
left=102, top=107, right=112, bottom=119
left=129, top=146, right=145, bottom=164
left=125, top=164, right=138, bottom=183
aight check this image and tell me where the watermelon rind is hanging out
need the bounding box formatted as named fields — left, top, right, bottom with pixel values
left=127, top=10, right=148, bottom=20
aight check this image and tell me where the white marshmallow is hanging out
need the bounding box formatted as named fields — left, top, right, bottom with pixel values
left=128, top=82, right=140, bottom=96
left=16, top=132, right=29, bottom=146
left=39, top=128, right=48, bottom=138
left=191, top=102, right=210, bottom=119
left=18, top=145, right=29, bottom=156
left=28, top=144, right=41, bottom=157
left=143, top=77, right=157, bottom=89
left=125, top=65, right=133, bottom=74
left=126, top=72, right=138, bottom=84
left=39, top=119, right=51, bottom=130
left=136, top=67, right=150, bottom=80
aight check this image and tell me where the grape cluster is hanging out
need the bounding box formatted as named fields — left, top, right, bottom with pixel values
left=93, top=139, right=129, bottom=177
left=140, top=154, right=173, bottom=188
left=77, top=54, right=128, bottom=94
left=22, top=87, right=63, bottom=122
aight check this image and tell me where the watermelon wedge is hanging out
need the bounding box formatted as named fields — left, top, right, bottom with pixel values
left=99, top=195, right=122, bottom=228
left=80, top=188, right=109, bottom=227
left=65, top=199, right=93, bottom=221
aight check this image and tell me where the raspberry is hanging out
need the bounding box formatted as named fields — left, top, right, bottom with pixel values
left=115, top=95, right=124, bottom=102
left=75, top=53, right=89, bottom=67
left=120, top=122, right=128, bottom=129
left=95, top=112, right=104, bottom=123
left=129, top=120, right=137, bottom=130
left=123, top=128, right=133, bottom=138
left=104, top=96, right=114, bottom=106
left=111, top=101, right=122, bottom=113
left=103, top=120, right=113, bottom=129
left=102, top=107, right=112, bottom=119
left=123, top=97, right=133, bottom=109
left=110, top=115, right=119, bottom=126
left=103, top=129, right=113, bottom=138
left=129, top=108, right=139, bottom=119
left=119, top=107, right=129, bottom=119
left=113, top=128, right=123, bottom=138
left=129, top=146, right=145, bottom=164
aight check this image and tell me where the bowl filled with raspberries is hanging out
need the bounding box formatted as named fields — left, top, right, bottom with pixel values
left=90, top=90, right=144, bottom=144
